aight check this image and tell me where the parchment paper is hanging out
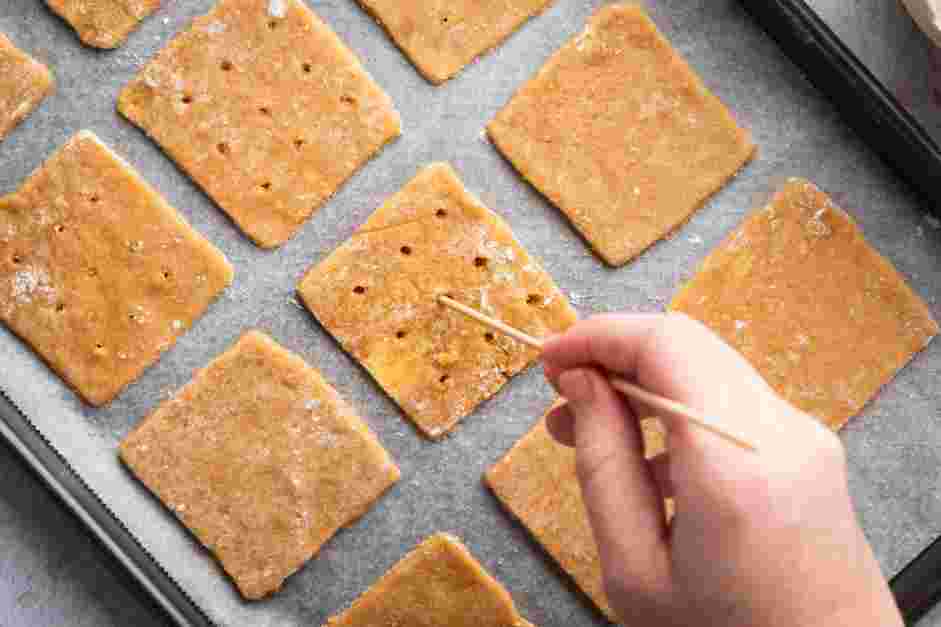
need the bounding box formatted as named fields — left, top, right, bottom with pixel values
left=1, top=1, right=941, bottom=625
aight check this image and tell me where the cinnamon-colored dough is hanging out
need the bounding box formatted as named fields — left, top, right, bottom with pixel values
left=488, top=4, right=755, bottom=266
left=298, top=163, right=577, bottom=439
left=0, top=33, right=54, bottom=142
left=0, top=131, right=232, bottom=406
left=324, top=533, right=534, bottom=627
left=485, top=405, right=667, bottom=621
left=672, top=179, right=939, bottom=430
left=120, top=331, right=400, bottom=600
left=355, top=0, right=556, bottom=84
left=118, top=0, right=401, bottom=248
left=45, top=0, right=160, bottom=48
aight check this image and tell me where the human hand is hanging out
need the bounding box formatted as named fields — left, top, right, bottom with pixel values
left=542, top=313, right=902, bottom=627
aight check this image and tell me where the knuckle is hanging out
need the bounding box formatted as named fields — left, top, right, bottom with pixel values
left=634, top=321, right=668, bottom=381
left=583, top=326, right=610, bottom=365
left=603, top=569, right=670, bottom=616
left=576, top=445, right=619, bottom=489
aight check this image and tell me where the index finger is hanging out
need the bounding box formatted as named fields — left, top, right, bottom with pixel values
left=543, top=312, right=815, bottom=451
left=543, top=313, right=663, bottom=385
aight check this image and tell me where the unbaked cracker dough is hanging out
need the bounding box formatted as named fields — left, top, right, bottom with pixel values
left=45, top=0, right=161, bottom=48
left=118, top=0, right=401, bottom=248
left=297, top=163, right=577, bottom=439
left=485, top=405, right=668, bottom=621
left=488, top=4, right=755, bottom=266
left=120, top=331, right=400, bottom=600
left=671, top=178, right=939, bottom=430
left=355, top=0, right=557, bottom=84
left=323, top=533, right=534, bottom=627
left=0, top=131, right=232, bottom=406
left=0, top=33, right=54, bottom=143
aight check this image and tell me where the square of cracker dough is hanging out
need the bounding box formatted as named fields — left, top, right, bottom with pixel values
left=487, top=4, right=756, bottom=266
left=0, top=33, right=54, bottom=142
left=118, top=0, right=401, bottom=248
left=120, top=331, right=401, bottom=600
left=323, top=533, right=534, bottom=627
left=355, top=0, right=557, bottom=84
left=485, top=405, right=668, bottom=621
left=297, top=163, right=577, bottom=439
left=45, top=0, right=161, bottom=48
left=671, top=178, right=939, bottom=430
left=0, top=131, right=232, bottom=406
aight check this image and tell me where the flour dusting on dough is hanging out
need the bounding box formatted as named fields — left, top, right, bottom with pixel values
left=268, top=0, right=287, bottom=18
left=11, top=267, right=51, bottom=305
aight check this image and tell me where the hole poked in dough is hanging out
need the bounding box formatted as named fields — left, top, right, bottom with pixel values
left=473, top=257, right=487, bottom=268
left=217, top=142, right=230, bottom=155
left=396, top=330, right=407, bottom=339
left=353, top=286, right=367, bottom=295
left=220, top=60, right=233, bottom=71
left=400, top=245, right=412, bottom=256
left=436, top=209, right=447, bottom=218
left=526, top=294, right=542, bottom=306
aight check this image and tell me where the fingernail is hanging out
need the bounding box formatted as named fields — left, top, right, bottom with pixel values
left=558, top=369, right=595, bottom=407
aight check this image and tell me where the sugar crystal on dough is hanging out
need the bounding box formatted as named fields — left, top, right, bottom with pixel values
left=121, top=332, right=400, bottom=599
left=118, top=0, right=401, bottom=248
left=672, top=179, right=938, bottom=430
left=0, top=132, right=232, bottom=406
left=298, top=163, right=576, bottom=438
left=487, top=5, right=755, bottom=266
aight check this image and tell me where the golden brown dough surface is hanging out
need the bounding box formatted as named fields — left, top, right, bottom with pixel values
left=324, top=533, right=534, bottom=627
left=672, top=178, right=939, bottom=430
left=45, top=0, right=161, bottom=48
left=119, top=0, right=401, bottom=248
left=0, top=33, right=54, bottom=142
left=298, top=163, right=576, bottom=439
left=355, top=0, right=556, bottom=84
left=488, top=4, right=755, bottom=266
left=120, top=331, right=401, bottom=600
left=0, top=131, right=232, bottom=406
left=485, top=406, right=668, bottom=621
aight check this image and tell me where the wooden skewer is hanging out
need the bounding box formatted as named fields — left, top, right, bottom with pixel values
left=439, top=296, right=545, bottom=350
left=438, top=295, right=757, bottom=452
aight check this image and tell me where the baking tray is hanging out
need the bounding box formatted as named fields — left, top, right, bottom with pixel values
left=2, top=0, right=941, bottom=626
